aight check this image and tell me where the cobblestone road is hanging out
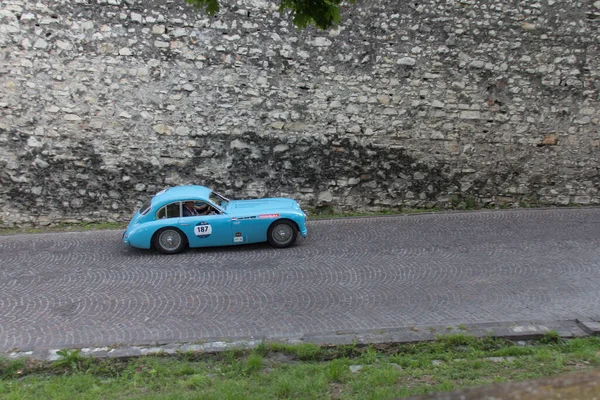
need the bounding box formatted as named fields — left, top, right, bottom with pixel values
left=1, top=209, right=600, bottom=351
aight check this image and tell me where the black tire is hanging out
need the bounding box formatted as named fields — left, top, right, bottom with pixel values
left=153, top=228, right=186, bottom=254
left=267, top=219, right=298, bottom=248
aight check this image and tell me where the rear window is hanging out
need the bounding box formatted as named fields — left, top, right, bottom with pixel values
left=139, top=199, right=152, bottom=215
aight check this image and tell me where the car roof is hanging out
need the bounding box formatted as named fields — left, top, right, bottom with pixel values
left=152, top=185, right=212, bottom=204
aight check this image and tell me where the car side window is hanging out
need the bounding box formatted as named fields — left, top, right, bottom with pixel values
left=194, top=201, right=220, bottom=215
left=181, top=200, right=221, bottom=217
left=156, top=202, right=181, bottom=219
left=166, top=202, right=181, bottom=218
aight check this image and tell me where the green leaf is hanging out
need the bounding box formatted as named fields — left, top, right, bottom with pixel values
left=205, top=0, right=220, bottom=15
left=185, top=0, right=353, bottom=30
left=185, top=0, right=220, bottom=15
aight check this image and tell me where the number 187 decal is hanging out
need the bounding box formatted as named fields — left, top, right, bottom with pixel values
left=194, top=222, right=212, bottom=238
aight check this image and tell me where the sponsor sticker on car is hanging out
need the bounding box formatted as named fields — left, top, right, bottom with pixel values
left=258, top=214, right=280, bottom=219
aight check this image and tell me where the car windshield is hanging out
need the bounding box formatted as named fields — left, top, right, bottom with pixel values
left=209, top=191, right=230, bottom=210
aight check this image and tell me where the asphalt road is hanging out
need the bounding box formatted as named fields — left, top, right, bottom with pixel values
left=1, top=208, right=600, bottom=352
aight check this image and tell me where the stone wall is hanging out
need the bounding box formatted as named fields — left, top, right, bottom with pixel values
left=0, top=0, right=599, bottom=226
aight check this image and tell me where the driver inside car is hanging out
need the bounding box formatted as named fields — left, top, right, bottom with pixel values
left=183, top=201, right=212, bottom=217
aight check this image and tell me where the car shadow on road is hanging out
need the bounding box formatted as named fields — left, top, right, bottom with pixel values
left=189, top=242, right=272, bottom=254
left=120, top=239, right=307, bottom=257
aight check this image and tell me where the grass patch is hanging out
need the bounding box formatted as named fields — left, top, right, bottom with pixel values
left=307, top=207, right=441, bottom=219
left=0, top=221, right=127, bottom=236
left=538, top=330, right=563, bottom=345
left=1, top=335, right=599, bottom=399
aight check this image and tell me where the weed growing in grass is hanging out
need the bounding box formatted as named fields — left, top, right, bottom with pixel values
left=53, top=349, right=87, bottom=372
left=218, top=350, right=246, bottom=377
left=464, top=198, right=477, bottom=210
left=177, top=349, right=203, bottom=362
left=538, top=330, right=562, bottom=345
left=274, top=375, right=295, bottom=398
left=490, top=346, right=534, bottom=357
left=362, top=364, right=402, bottom=387
left=173, top=363, right=197, bottom=377
left=222, top=348, right=245, bottom=363
left=337, top=341, right=361, bottom=358
left=253, top=341, right=268, bottom=357
left=292, top=343, right=322, bottom=361
left=479, top=335, right=510, bottom=351
left=186, top=374, right=210, bottom=389
left=360, top=345, right=379, bottom=364
left=0, top=357, right=27, bottom=379
left=86, top=358, right=127, bottom=378
left=244, top=354, right=263, bottom=375
left=309, top=205, right=335, bottom=216
left=560, top=336, right=600, bottom=363
left=326, top=359, right=348, bottom=383
left=435, top=333, right=476, bottom=348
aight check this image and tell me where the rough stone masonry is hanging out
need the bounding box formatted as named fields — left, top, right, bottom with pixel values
left=0, top=0, right=598, bottom=226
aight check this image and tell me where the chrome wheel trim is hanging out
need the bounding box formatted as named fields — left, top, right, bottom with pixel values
left=272, top=223, right=293, bottom=245
left=158, top=230, right=182, bottom=251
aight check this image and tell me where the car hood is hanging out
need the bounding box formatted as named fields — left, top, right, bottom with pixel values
left=226, top=198, right=301, bottom=216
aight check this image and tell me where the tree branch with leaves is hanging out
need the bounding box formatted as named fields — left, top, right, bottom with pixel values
left=185, top=0, right=352, bottom=30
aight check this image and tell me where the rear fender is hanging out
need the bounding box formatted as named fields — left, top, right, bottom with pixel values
left=126, top=219, right=180, bottom=249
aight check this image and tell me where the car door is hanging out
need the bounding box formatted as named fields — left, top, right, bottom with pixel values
left=232, top=217, right=271, bottom=244
left=178, top=211, right=232, bottom=248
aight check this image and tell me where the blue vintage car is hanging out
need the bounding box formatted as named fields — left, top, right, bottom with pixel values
left=123, top=185, right=308, bottom=254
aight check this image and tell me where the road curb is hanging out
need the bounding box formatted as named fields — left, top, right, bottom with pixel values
left=5, top=317, right=598, bottom=362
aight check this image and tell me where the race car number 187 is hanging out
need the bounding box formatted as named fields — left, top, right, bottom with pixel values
left=194, top=224, right=212, bottom=236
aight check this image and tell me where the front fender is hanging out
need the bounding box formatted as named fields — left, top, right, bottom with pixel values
left=284, top=212, right=308, bottom=238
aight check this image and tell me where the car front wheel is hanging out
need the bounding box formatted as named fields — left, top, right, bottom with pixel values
left=153, top=228, right=186, bottom=254
left=267, top=220, right=298, bottom=248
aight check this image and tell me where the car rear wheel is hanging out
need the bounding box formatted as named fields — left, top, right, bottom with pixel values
left=267, top=220, right=298, bottom=248
left=153, top=228, right=186, bottom=254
